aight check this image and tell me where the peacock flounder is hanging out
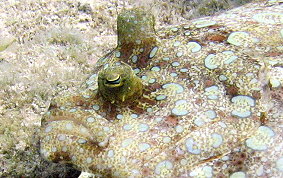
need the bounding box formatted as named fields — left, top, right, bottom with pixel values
left=40, top=2, right=283, bottom=177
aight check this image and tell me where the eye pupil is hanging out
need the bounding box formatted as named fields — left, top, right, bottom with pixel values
left=106, top=76, right=121, bottom=85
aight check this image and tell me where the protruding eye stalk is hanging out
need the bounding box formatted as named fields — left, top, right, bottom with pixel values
left=105, top=75, right=122, bottom=86
left=98, top=63, right=143, bottom=104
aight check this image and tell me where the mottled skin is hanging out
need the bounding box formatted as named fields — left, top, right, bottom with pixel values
left=40, top=1, right=283, bottom=177
left=98, top=62, right=143, bottom=104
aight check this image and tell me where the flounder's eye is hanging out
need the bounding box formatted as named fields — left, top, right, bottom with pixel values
left=98, top=63, right=143, bottom=104
left=106, top=75, right=121, bottom=85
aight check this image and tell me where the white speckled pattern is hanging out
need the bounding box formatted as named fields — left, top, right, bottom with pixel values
left=40, top=2, right=283, bottom=177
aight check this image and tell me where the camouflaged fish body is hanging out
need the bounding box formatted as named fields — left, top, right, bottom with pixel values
left=40, top=2, right=283, bottom=177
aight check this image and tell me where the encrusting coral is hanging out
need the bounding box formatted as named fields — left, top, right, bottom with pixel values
left=40, top=1, right=283, bottom=177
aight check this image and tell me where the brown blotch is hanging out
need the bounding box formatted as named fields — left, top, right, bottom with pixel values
left=88, top=165, right=100, bottom=174
left=140, top=97, right=156, bottom=105
left=235, top=160, right=243, bottom=165
left=168, top=67, right=177, bottom=73
left=266, top=51, right=283, bottom=57
left=88, top=140, right=106, bottom=152
left=72, top=96, right=84, bottom=106
left=239, top=152, right=247, bottom=159
left=230, top=151, right=249, bottom=170
left=89, top=165, right=113, bottom=177
left=183, top=63, right=191, bottom=68
left=120, top=42, right=134, bottom=60
left=101, top=102, right=118, bottom=121
left=252, top=91, right=261, bottom=99
left=165, top=114, right=179, bottom=127
left=195, top=98, right=203, bottom=105
left=172, top=155, right=183, bottom=163
left=217, top=111, right=226, bottom=118
left=270, top=87, right=283, bottom=101
left=253, top=156, right=261, bottom=161
left=246, top=21, right=259, bottom=25
left=227, top=115, right=238, bottom=122
left=214, top=69, right=222, bottom=75
left=226, top=85, right=239, bottom=96
left=190, top=126, right=197, bottom=131
left=216, top=173, right=226, bottom=178
left=208, top=25, right=223, bottom=29
left=141, top=167, right=152, bottom=176
left=149, top=138, right=159, bottom=146
left=179, top=73, right=189, bottom=79
left=72, top=96, right=91, bottom=107
left=157, top=61, right=170, bottom=66
left=137, top=51, right=151, bottom=68
left=121, top=44, right=152, bottom=68
left=204, top=79, right=215, bottom=88
left=214, top=161, right=223, bottom=167
left=143, top=89, right=151, bottom=95
left=208, top=49, right=217, bottom=54
left=228, top=169, right=233, bottom=174
left=187, top=83, right=195, bottom=89
left=260, top=112, right=268, bottom=126
left=48, top=102, right=58, bottom=110
left=136, top=40, right=157, bottom=68
left=51, top=151, right=71, bottom=163
left=135, top=107, right=146, bottom=115
left=206, top=34, right=226, bottom=42
left=251, top=115, right=260, bottom=122
left=174, top=134, right=182, bottom=141
left=148, top=83, right=162, bottom=92
left=129, top=105, right=145, bottom=114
